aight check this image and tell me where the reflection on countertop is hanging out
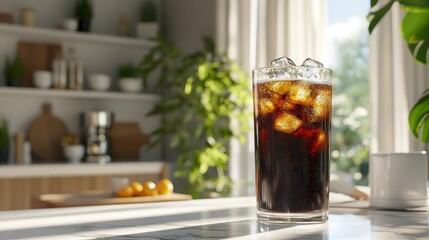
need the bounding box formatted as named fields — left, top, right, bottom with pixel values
left=1, top=195, right=429, bottom=239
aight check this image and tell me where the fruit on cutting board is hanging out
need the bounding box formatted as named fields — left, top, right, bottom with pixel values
left=157, top=179, right=174, bottom=195
left=116, top=186, right=134, bottom=197
left=141, top=181, right=158, bottom=196
left=115, top=179, right=174, bottom=197
left=130, top=182, right=144, bottom=196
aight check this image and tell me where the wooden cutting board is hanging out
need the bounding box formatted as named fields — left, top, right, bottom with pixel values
left=36, top=191, right=192, bottom=208
left=27, top=103, right=69, bottom=163
left=109, top=122, right=150, bottom=160
left=18, top=41, right=63, bottom=87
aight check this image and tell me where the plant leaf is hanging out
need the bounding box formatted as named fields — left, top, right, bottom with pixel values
left=415, top=40, right=429, bottom=64
left=409, top=90, right=429, bottom=143
left=368, top=0, right=397, bottom=34
left=402, top=11, right=429, bottom=42
left=371, top=0, right=379, bottom=7
left=401, top=11, right=429, bottom=64
left=422, top=114, right=429, bottom=143
left=399, top=0, right=429, bottom=8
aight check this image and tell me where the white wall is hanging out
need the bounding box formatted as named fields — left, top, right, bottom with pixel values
left=161, top=0, right=216, bottom=54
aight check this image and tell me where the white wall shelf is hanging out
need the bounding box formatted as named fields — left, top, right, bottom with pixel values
left=0, top=161, right=165, bottom=179
left=0, top=23, right=156, bottom=49
left=0, top=87, right=160, bottom=102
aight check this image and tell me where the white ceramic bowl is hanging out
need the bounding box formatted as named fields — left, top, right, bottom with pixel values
left=63, top=144, right=85, bottom=164
left=119, top=78, right=142, bottom=93
left=89, top=74, right=111, bottom=91
left=33, top=71, right=52, bottom=89
left=63, top=18, right=77, bottom=31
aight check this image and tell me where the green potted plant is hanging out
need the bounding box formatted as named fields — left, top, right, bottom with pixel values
left=74, top=0, right=93, bottom=32
left=0, top=118, right=10, bottom=164
left=139, top=36, right=251, bottom=198
left=117, top=63, right=142, bottom=93
left=368, top=0, right=429, bottom=143
left=136, top=0, right=158, bottom=39
left=4, top=56, right=24, bottom=87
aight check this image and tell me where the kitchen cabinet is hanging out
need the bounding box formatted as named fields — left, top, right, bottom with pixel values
left=0, top=161, right=168, bottom=210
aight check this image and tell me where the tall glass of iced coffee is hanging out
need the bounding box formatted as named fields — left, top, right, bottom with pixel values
left=252, top=57, right=332, bottom=223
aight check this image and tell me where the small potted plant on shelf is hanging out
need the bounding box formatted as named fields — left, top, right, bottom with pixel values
left=117, top=63, right=142, bottom=93
left=136, top=0, right=158, bottom=39
left=3, top=56, right=24, bottom=87
left=74, top=0, right=93, bottom=32
left=0, top=118, right=10, bottom=164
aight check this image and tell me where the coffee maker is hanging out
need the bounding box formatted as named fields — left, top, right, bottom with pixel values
left=81, top=110, right=114, bottom=163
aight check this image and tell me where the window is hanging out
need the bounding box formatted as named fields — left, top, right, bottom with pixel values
left=223, top=0, right=372, bottom=195
left=328, top=0, right=370, bottom=185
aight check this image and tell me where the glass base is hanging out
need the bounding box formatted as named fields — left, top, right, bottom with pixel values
left=257, top=208, right=328, bottom=224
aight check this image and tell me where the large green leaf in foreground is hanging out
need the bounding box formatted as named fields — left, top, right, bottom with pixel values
left=409, top=90, right=429, bottom=143
left=402, top=11, right=429, bottom=64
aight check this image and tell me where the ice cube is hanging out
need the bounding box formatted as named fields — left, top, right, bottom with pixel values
left=301, top=58, right=323, bottom=68
left=270, top=56, right=296, bottom=67
left=305, top=105, right=327, bottom=123
left=258, top=98, right=276, bottom=115
left=304, top=87, right=331, bottom=122
left=281, top=100, right=296, bottom=112
left=293, top=128, right=328, bottom=155
left=288, top=82, right=312, bottom=105
left=265, top=81, right=292, bottom=95
left=274, top=112, right=303, bottom=133
left=258, top=84, right=284, bottom=108
left=309, top=130, right=327, bottom=154
left=314, top=88, right=331, bottom=106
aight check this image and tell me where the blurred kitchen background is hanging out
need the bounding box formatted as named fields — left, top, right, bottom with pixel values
left=0, top=0, right=218, bottom=210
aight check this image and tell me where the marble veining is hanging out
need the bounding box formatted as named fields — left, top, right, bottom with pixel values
left=1, top=195, right=429, bottom=239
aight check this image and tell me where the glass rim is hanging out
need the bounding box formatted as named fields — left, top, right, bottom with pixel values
left=252, top=65, right=332, bottom=84
left=253, top=65, right=333, bottom=74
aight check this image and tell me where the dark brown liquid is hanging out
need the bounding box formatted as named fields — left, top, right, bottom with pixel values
left=253, top=80, right=331, bottom=213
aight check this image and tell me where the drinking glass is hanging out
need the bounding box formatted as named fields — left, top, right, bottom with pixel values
left=252, top=58, right=332, bottom=223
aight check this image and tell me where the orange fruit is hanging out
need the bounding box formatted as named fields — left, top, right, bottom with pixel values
left=116, top=186, right=134, bottom=197
left=142, top=181, right=158, bottom=196
left=130, top=182, right=143, bottom=196
left=157, top=179, right=174, bottom=195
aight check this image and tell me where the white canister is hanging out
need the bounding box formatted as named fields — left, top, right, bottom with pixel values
left=369, top=152, right=428, bottom=209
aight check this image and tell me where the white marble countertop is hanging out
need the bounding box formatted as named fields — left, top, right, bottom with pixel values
left=1, top=194, right=428, bottom=240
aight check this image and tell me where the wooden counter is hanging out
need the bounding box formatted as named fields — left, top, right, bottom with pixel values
left=0, top=161, right=168, bottom=211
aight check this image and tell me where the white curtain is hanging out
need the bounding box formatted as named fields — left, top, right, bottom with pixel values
left=369, top=2, right=429, bottom=153
left=216, top=0, right=328, bottom=196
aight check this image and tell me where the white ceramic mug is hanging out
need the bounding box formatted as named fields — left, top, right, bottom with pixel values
left=369, top=152, right=428, bottom=209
